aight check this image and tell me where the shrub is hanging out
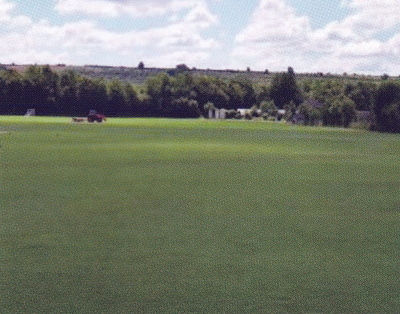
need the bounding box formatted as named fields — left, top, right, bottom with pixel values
left=283, top=101, right=297, bottom=121
left=260, top=100, right=277, bottom=120
left=244, top=112, right=252, bottom=120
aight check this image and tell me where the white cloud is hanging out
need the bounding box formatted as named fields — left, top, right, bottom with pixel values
left=3, top=0, right=398, bottom=74
left=232, top=0, right=400, bottom=74
left=341, top=0, right=400, bottom=29
left=0, top=0, right=15, bottom=20
left=56, top=0, right=120, bottom=17
left=314, top=0, right=400, bottom=73
left=235, top=0, right=310, bottom=45
left=0, top=0, right=219, bottom=67
left=55, top=0, right=214, bottom=17
left=183, top=1, right=218, bottom=28
left=232, top=0, right=313, bottom=71
left=325, top=0, right=400, bottom=41
left=0, top=0, right=31, bottom=27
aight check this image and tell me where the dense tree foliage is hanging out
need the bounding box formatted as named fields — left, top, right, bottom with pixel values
left=0, top=65, right=140, bottom=116
left=301, top=78, right=378, bottom=128
left=269, top=70, right=302, bottom=108
left=298, top=101, right=321, bottom=126
left=0, top=65, right=400, bottom=132
left=373, top=82, right=400, bottom=132
left=145, top=73, right=256, bottom=118
left=343, top=81, right=376, bottom=111
left=193, top=76, right=229, bottom=112
left=226, top=78, right=256, bottom=110
left=321, top=95, right=356, bottom=127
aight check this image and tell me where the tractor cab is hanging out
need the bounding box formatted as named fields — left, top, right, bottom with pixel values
left=87, top=110, right=106, bottom=123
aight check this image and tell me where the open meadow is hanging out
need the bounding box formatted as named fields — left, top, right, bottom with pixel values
left=0, top=117, right=399, bottom=313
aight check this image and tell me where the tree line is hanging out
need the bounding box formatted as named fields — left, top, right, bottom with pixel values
left=0, top=65, right=399, bottom=132
left=0, top=65, right=140, bottom=117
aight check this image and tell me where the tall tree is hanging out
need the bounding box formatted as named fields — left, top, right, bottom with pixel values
left=76, top=77, right=109, bottom=115
left=4, top=69, right=25, bottom=114
left=106, top=79, right=128, bottom=116
left=23, top=65, right=59, bottom=114
left=146, top=73, right=172, bottom=116
left=122, top=82, right=139, bottom=116
left=58, top=70, right=79, bottom=115
left=269, top=70, right=301, bottom=109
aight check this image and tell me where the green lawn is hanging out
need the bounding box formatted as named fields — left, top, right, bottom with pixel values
left=1, top=117, right=399, bottom=313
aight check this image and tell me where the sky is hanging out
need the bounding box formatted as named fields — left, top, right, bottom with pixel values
left=0, top=0, right=399, bottom=75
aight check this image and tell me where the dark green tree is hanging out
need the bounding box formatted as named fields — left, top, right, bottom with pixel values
left=168, top=97, right=200, bottom=118
left=227, top=77, right=255, bottom=109
left=175, top=63, right=190, bottom=73
left=75, top=77, right=108, bottom=115
left=122, top=82, right=140, bottom=116
left=343, top=81, right=376, bottom=111
left=298, top=100, right=322, bottom=126
left=321, top=95, right=356, bottom=127
left=172, top=73, right=196, bottom=99
left=373, top=82, right=400, bottom=132
left=23, top=65, right=59, bottom=114
left=307, top=79, right=343, bottom=104
left=269, top=70, right=301, bottom=108
left=58, top=70, right=79, bottom=115
left=146, top=73, right=172, bottom=116
left=106, top=79, right=128, bottom=116
left=4, top=69, right=26, bottom=114
left=193, top=76, right=229, bottom=113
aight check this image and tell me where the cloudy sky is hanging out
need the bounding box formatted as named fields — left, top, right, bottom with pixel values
left=1, top=0, right=399, bottom=74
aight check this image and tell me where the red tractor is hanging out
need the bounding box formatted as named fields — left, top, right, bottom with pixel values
left=87, top=112, right=106, bottom=123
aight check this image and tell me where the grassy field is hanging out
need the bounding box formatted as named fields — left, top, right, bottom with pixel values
left=1, top=116, right=399, bottom=313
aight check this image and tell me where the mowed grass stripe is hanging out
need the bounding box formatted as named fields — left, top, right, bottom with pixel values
left=0, top=117, right=399, bottom=313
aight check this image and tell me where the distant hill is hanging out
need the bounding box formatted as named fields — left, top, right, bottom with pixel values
left=63, top=65, right=274, bottom=85
left=2, top=63, right=384, bottom=85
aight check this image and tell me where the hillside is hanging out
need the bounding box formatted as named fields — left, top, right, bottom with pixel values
left=3, top=64, right=384, bottom=85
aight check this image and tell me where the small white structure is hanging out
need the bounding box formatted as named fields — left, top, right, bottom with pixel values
left=216, top=109, right=226, bottom=119
left=237, top=109, right=249, bottom=116
left=24, top=109, right=35, bottom=117
left=209, top=108, right=226, bottom=119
